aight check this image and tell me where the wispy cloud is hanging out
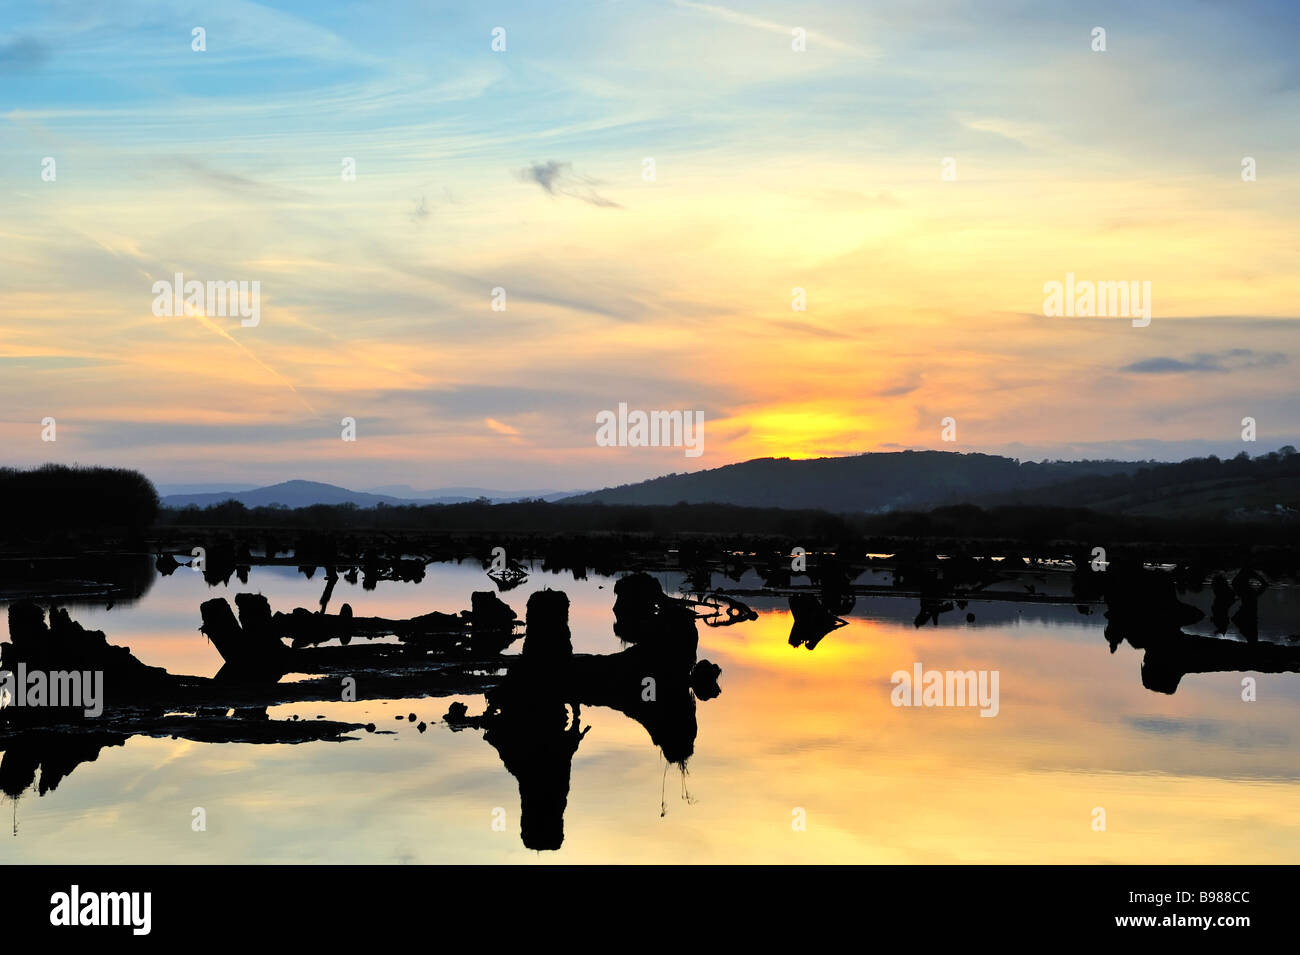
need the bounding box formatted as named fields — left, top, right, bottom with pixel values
left=517, top=160, right=622, bottom=208
left=172, top=157, right=310, bottom=201
left=0, top=354, right=114, bottom=369
left=959, top=116, right=1058, bottom=151
left=670, top=0, right=872, bottom=55
left=1121, top=350, right=1287, bottom=375
left=0, top=35, right=50, bottom=72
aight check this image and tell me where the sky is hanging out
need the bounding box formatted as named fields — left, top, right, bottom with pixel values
left=2, top=0, right=1298, bottom=491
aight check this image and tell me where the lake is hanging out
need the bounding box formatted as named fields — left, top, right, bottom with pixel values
left=2, top=560, right=1298, bottom=864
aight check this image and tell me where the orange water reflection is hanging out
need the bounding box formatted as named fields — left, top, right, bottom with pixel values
left=2, top=569, right=1299, bottom=863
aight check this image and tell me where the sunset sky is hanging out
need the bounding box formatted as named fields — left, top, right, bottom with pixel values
left=2, top=0, right=1298, bottom=490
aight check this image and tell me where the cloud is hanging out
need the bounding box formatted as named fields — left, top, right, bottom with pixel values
left=172, top=157, right=309, bottom=201
left=518, top=160, right=622, bottom=208
left=485, top=417, right=520, bottom=436
left=875, top=374, right=923, bottom=398
left=768, top=320, right=854, bottom=340
left=0, top=35, right=50, bottom=72
left=959, top=116, right=1057, bottom=150
left=1120, top=349, right=1287, bottom=375
left=0, top=355, right=115, bottom=369
left=1124, top=716, right=1287, bottom=748
left=669, top=0, right=871, bottom=56
left=1126, top=717, right=1223, bottom=741
left=1123, top=356, right=1221, bottom=374
left=522, top=160, right=565, bottom=194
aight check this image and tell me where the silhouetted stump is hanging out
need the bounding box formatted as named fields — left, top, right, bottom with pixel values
left=691, top=659, right=722, bottom=700
left=1103, top=563, right=1204, bottom=648
left=1141, top=633, right=1300, bottom=694
left=788, top=593, right=847, bottom=649
left=200, top=597, right=291, bottom=683
left=0, top=731, right=127, bottom=799
left=1230, top=566, right=1269, bottom=644
left=484, top=702, right=586, bottom=851
left=613, top=572, right=663, bottom=624
left=521, top=590, right=572, bottom=663
left=4, top=602, right=171, bottom=720
left=1211, top=573, right=1235, bottom=635
left=468, top=591, right=518, bottom=653
left=612, top=572, right=701, bottom=644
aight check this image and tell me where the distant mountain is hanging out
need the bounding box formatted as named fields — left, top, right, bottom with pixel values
left=156, top=482, right=261, bottom=496
left=157, top=449, right=1299, bottom=519
left=562, top=451, right=1149, bottom=513
left=163, top=480, right=409, bottom=509
left=162, top=479, right=581, bottom=509
left=363, top=485, right=578, bottom=503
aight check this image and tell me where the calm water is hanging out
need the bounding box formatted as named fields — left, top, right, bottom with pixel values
left=2, top=562, right=1299, bottom=864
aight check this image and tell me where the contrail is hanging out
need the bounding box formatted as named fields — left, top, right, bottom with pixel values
left=76, top=234, right=320, bottom=416
left=184, top=304, right=317, bottom=414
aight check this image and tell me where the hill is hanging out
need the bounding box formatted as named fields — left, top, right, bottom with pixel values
left=163, top=481, right=581, bottom=509
left=562, top=448, right=1300, bottom=521
left=163, top=480, right=407, bottom=509
left=973, top=448, right=1300, bottom=520
left=561, top=451, right=1146, bottom=513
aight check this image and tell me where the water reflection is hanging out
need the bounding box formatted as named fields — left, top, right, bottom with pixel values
left=1, top=557, right=1299, bottom=862
left=0, top=571, right=727, bottom=853
left=449, top=585, right=718, bottom=849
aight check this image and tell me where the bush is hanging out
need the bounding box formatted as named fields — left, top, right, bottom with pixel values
left=0, top=464, right=160, bottom=540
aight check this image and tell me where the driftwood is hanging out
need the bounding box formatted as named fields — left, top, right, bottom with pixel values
left=445, top=587, right=721, bottom=849
left=788, top=593, right=847, bottom=649
left=1095, top=562, right=1300, bottom=693
left=1, top=586, right=720, bottom=747
left=0, top=585, right=725, bottom=849
left=485, top=558, right=529, bottom=592
left=611, top=572, right=756, bottom=642
left=199, top=590, right=519, bottom=656
left=1137, top=631, right=1300, bottom=694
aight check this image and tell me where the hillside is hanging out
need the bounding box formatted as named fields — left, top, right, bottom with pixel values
left=972, top=449, right=1300, bottom=520
left=561, top=451, right=1146, bottom=513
